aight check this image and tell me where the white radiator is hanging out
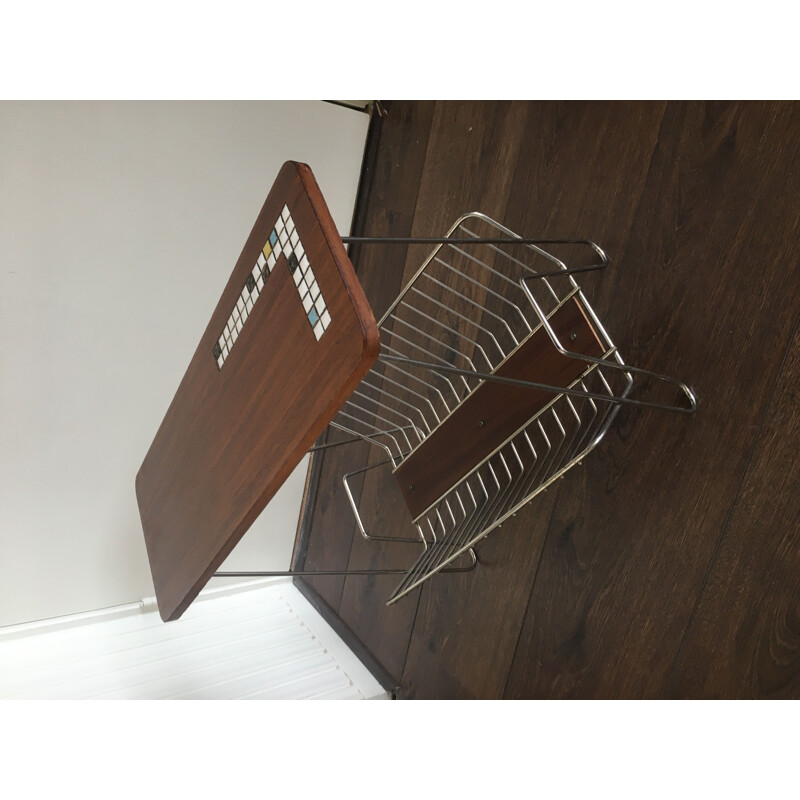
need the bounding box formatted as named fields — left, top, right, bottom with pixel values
left=0, top=579, right=388, bottom=700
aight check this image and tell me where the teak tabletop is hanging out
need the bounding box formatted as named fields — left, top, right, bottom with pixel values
left=136, top=162, right=379, bottom=621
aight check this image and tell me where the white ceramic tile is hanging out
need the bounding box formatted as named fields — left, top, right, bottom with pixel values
left=214, top=207, right=327, bottom=365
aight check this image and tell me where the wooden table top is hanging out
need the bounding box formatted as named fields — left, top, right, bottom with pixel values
left=136, top=162, right=379, bottom=621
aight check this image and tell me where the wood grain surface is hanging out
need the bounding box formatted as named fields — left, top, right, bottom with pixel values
left=665, top=316, right=800, bottom=698
left=137, top=162, right=379, bottom=621
left=296, top=101, right=800, bottom=698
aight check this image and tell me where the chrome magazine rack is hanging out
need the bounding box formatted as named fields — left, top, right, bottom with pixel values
left=216, top=213, right=696, bottom=604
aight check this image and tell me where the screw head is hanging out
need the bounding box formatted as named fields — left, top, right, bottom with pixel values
left=478, top=420, right=485, bottom=428
left=569, top=332, right=578, bottom=342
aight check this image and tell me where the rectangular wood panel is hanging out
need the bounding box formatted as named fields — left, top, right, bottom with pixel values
left=395, top=298, right=606, bottom=520
left=136, top=161, right=379, bottom=622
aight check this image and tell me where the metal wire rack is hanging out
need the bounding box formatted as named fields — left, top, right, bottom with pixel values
left=217, top=212, right=696, bottom=603
left=328, top=213, right=695, bottom=603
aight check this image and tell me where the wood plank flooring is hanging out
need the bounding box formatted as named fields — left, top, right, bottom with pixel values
left=295, top=101, right=800, bottom=698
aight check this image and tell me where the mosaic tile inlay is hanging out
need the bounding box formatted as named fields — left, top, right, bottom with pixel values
left=213, top=204, right=331, bottom=369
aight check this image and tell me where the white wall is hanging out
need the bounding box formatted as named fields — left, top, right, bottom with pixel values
left=0, top=101, right=369, bottom=627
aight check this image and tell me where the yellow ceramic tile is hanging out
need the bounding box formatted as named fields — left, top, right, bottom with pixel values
left=262, top=241, right=272, bottom=258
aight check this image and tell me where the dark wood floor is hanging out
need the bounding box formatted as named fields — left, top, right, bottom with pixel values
left=294, top=101, right=800, bottom=699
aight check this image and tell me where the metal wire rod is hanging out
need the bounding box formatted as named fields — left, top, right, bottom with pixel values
left=343, top=236, right=598, bottom=247
left=342, top=235, right=609, bottom=278
left=213, top=548, right=477, bottom=579
left=214, top=569, right=412, bottom=577
left=376, top=353, right=696, bottom=414
left=343, top=459, right=422, bottom=543
left=519, top=276, right=698, bottom=413
left=307, top=426, right=418, bottom=453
